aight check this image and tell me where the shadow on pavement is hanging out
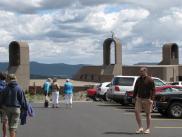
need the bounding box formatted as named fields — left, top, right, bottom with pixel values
left=151, top=114, right=168, bottom=119
left=141, top=113, right=169, bottom=119
left=97, top=104, right=134, bottom=110
left=97, top=104, right=122, bottom=107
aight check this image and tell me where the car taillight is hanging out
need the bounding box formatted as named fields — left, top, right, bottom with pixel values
left=115, top=86, right=120, bottom=91
left=127, top=91, right=133, bottom=97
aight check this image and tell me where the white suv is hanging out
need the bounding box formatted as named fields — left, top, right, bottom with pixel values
left=107, top=75, right=166, bottom=104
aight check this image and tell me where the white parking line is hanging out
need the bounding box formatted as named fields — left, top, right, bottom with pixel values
left=150, top=119, right=182, bottom=121
left=122, top=113, right=182, bottom=121
left=155, top=126, right=182, bottom=129
left=122, top=112, right=134, bottom=115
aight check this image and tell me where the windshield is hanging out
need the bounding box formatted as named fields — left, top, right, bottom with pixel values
left=171, top=82, right=179, bottom=85
left=112, top=77, right=135, bottom=86
left=153, top=79, right=166, bottom=87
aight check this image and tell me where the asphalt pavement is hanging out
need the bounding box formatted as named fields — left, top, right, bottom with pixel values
left=15, top=101, right=182, bottom=137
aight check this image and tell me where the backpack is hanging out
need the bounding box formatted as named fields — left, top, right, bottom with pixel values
left=0, top=81, right=6, bottom=108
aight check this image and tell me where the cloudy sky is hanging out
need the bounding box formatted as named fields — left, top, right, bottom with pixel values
left=0, top=0, right=182, bottom=65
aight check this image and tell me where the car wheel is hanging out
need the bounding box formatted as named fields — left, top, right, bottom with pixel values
left=95, top=96, right=100, bottom=101
left=105, top=92, right=111, bottom=102
left=152, top=102, right=158, bottom=113
left=168, top=102, right=182, bottom=118
left=104, top=93, right=107, bottom=101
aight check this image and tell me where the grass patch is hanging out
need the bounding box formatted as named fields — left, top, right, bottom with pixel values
left=25, top=91, right=88, bottom=102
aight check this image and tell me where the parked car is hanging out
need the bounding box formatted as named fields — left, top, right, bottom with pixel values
left=125, top=85, right=182, bottom=104
left=107, top=76, right=166, bottom=104
left=171, top=81, right=182, bottom=86
left=155, top=91, right=182, bottom=118
left=96, top=82, right=111, bottom=101
left=155, top=85, right=182, bottom=93
left=86, top=84, right=100, bottom=101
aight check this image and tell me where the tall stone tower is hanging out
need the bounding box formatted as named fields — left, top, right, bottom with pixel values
left=73, top=37, right=122, bottom=82
left=159, top=43, right=179, bottom=65
left=8, top=41, right=30, bottom=91
left=102, top=37, right=122, bottom=76
left=103, top=37, right=122, bottom=66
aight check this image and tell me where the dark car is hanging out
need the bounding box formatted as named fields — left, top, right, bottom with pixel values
left=155, top=91, right=182, bottom=118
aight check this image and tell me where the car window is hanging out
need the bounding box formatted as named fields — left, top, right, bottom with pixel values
left=106, top=83, right=111, bottom=87
left=153, top=79, right=165, bottom=87
left=113, top=77, right=135, bottom=86
left=171, top=82, right=179, bottom=85
left=98, top=83, right=102, bottom=88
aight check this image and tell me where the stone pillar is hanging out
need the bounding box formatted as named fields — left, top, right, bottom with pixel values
left=8, top=41, right=30, bottom=91
left=159, top=43, right=179, bottom=65
left=103, top=37, right=122, bottom=65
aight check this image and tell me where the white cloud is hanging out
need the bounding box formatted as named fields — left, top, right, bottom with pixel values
left=0, top=47, right=8, bottom=53
left=0, top=0, right=42, bottom=13
left=19, top=14, right=53, bottom=36
left=123, top=51, right=162, bottom=65
left=0, top=46, right=8, bottom=62
left=126, top=37, right=143, bottom=49
left=85, top=5, right=119, bottom=31
left=0, top=30, right=14, bottom=45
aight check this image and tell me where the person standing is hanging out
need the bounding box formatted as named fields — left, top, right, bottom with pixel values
left=43, top=78, right=52, bottom=97
left=51, top=78, right=60, bottom=108
left=43, top=78, right=52, bottom=107
left=1, top=74, right=27, bottom=137
left=64, top=79, right=73, bottom=108
left=133, top=67, right=155, bottom=134
left=0, top=72, right=8, bottom=137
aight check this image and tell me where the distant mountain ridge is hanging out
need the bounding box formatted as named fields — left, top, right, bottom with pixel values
left=0, top=62, right=85, bottom=78
left=134, top=62, right=158, bottom=65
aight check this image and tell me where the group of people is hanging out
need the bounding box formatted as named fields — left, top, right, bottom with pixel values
left=0, top=72, right=27, bottom=137
left=41, top=67, right=155, bottom=134
left=42, top=78, right=74, bottom=108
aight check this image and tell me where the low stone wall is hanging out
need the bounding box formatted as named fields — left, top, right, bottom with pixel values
left=29, top=85, right=91, bottom=95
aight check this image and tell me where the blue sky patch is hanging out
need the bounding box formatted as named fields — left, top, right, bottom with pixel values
left=104, top=4, right=129, bottom=13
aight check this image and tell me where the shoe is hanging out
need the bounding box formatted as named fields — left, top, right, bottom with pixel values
left=136, top=128, right=144, bottom=133
left=144, top=129, right=150, bottom=134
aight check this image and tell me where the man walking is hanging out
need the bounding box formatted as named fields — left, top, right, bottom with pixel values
left=2, top=74, right=27, bottom=137
left=64, top=79, right=73, bottom=108
left=133, top=67, right=155, bottom=134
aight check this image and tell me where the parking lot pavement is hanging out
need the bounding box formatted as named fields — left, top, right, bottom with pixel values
left=16, top=102, right=182, bottom=137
